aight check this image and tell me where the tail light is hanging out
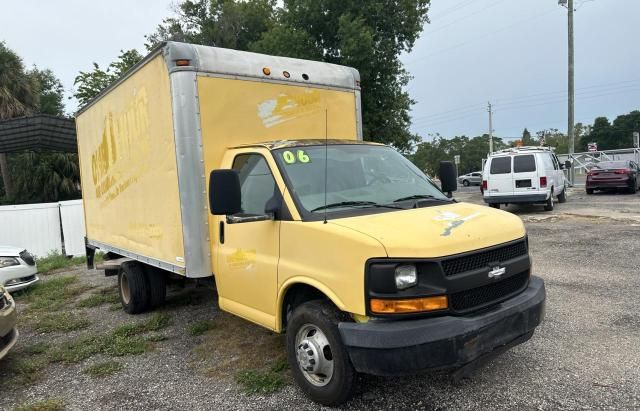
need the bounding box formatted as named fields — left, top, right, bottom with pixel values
left=482, top=180, right=488, bottom=190
left=540, top=177, right=547, bottom=188
left=614, top=169, right=629, bottom=174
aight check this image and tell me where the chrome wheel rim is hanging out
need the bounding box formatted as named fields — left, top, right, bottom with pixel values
left=295, top=323, right=334, bottom=387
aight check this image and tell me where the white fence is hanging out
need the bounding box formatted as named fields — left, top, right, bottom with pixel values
left=0, top=200, right=85, bottom=257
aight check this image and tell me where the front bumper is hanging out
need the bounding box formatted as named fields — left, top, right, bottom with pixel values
left=339, top=276, right=545, bottom=376
left=484, top=194, right=548, bottom=204
left=1, top=263, right=39, bottom=292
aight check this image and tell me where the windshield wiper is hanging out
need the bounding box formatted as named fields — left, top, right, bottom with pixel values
left=310, top=201, right=403, bottom=212
left=392, top=194, right=450, bottom=203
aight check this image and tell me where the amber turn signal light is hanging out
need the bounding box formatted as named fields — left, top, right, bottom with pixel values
left=175, top=59, right=191, bottom=67
left=262, top=67, right=271, bottom=76
left=370, top=296, right=448, bottom=314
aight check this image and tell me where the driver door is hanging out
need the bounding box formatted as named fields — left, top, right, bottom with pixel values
left=214, top=150, right=280, bottom=329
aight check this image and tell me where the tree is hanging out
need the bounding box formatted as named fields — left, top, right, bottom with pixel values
left=7, top=67, right=82, bottom=204
left=410, top=134, right=506, bottom=176
left=521, top=128, right=534, bottom=146
left=28, top=68, right=65, bottom=116
left=0, top=42, right=38, bottom=199
left=147, top=0, right=431, bottom=151
left=73, top=49, right=143, bottom=107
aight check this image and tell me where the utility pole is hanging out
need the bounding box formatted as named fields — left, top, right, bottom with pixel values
left=561, top=0, right=576, bottom=184
left=488, top=102, right=494, bottom=154
left=568, top=0, right=575, bottom=185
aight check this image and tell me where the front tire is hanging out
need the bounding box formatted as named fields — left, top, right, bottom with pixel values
left=286, top=300, right=355, bottom=406
left=586, top=188, right=594, bottom=195
left=462, top=180, right=470, bottom=187
left=119, top=261, right=150, bottom=314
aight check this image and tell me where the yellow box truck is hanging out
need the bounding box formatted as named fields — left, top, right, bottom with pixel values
left=76, top=42, right=545, bottom=405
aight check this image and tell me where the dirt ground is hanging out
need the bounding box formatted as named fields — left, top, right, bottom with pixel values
left=1, top=187, right=639, bottom=410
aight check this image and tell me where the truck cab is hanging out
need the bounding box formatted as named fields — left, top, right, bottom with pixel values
left=76, top=42, right=545, bottom=406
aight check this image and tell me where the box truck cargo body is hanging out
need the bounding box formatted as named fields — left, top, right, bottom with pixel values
left=76, top=42, right=545, bottom=406
left=77, top=42, right=362, bottom=279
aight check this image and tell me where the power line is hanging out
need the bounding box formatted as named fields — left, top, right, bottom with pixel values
left=408, top=79, right=640, bottom=125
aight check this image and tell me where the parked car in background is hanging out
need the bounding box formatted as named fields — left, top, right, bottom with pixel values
left=586, top=160, right=640, bottom=194
left=0, top=285, right=18, bottom=360
left=458, top=171, right=482, bottom=186
left=483, top=146, right=567, bottom=211
left=0, top=246, right=38, bottom=292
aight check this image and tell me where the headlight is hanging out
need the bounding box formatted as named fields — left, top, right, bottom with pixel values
left=395, top=264, right=418, bottom=290
left=0, top=257, right=20, bottom=268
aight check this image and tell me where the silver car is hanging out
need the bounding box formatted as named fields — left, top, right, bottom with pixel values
left=458, top=172, right=482, bottom=186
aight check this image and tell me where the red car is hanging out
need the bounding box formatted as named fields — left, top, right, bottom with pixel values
left=586, top=160, right=640, bottom=194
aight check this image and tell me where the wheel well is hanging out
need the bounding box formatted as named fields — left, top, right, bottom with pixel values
left=281, top=283, right=329, bottom=331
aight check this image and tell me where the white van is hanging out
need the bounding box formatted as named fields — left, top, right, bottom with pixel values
left=482, top=147, right=567, bottom=211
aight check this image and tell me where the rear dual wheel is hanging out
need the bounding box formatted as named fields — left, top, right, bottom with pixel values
left=118, top=262, right=166, bottom=314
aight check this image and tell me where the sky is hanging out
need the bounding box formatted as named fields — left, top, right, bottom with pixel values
left=1, top=0, right=639, bottom=142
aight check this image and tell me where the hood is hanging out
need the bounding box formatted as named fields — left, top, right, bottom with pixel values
left=329, top=202, right=525, bottom=258
left=0, top=246, right=24, bottom=257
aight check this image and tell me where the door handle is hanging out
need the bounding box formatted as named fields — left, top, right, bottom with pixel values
left=219, top=221, right=225, bottom=244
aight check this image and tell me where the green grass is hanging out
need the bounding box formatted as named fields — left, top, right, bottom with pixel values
left=189, top=319, right=216, bottom=336
left=235, top=358, right=290, bottom=394
left=15, top=275, right=93, bottom=312
left=14, top=398, right=65, bottom=411
left=113, top=313, right=171, bottom=338
left=35, top=250, right=104, bottom=274
left=49, top=313, right=172, bottom=364
left=83, top=360, right=124, bottom=378
left=145, top=334, right=168, bottom=342
left=235, top=368, right=288, bottom=394
left=32, top=312, right=90, bottom=333
left=77, top=286, right=120, bottom=308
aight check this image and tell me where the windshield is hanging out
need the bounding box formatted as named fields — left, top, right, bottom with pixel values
left=273, top=144, right=448, bottom=217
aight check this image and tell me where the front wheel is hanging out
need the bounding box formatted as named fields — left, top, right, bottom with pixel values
left=462, top=180, right=470, bottom=187
left=286, top=300, right=356, bottom=406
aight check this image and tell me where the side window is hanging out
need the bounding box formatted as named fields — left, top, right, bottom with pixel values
left=513, top=155, right=536, bottom=173
left=490, top=157, right=511, bottom=174
left=539, top=154, right=554, bottom=172
left=232, top=154, right=277, bottom=215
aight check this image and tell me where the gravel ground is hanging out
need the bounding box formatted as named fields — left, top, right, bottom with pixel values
left=1, top=189, right=639, bottom=410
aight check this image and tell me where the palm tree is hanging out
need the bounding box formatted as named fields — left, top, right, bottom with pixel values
left=0, top=42, right=38, bottom=199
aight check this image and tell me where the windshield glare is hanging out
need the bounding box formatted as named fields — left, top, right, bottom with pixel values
left=274, top=144, right=448, bottom=214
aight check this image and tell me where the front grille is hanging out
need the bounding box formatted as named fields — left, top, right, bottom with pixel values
left=450, top=271, right=529, bottom=311
left=441, top=240, right=527, bottom=277
left=20, top=250, right=35, bottom=266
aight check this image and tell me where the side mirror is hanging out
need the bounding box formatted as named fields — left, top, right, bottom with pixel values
left=209, top=169, right=242, bottom=215
left=564, top=160, right=571, bottom=170
left=439, top=161, right=458, bottom=198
